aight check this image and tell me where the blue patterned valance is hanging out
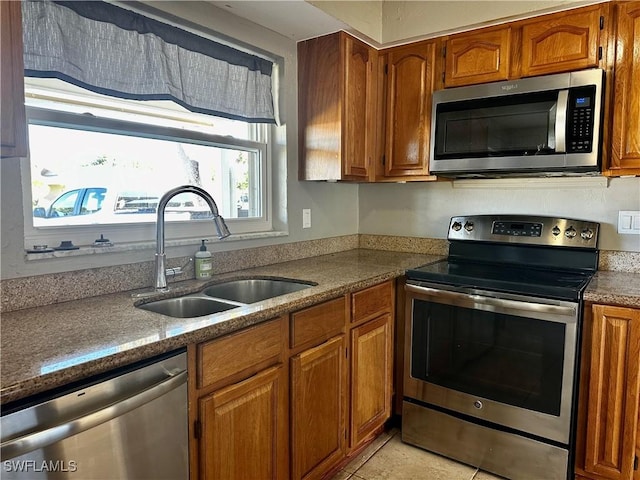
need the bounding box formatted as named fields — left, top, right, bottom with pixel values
left=22, top=0, right=276, bottom=123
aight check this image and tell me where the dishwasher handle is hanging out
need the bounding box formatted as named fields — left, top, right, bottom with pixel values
left=1, top=369, right=187, bottom=461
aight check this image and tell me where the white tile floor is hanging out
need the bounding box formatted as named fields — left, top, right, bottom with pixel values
left=331, top=429, right=506, bottom=480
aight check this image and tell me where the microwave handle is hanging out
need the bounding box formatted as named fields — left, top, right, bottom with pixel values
left=555, top=90, right=569, bottom=153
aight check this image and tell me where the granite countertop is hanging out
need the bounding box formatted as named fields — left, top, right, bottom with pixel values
left=583, top=270, right=640, bottom=308
left=1, top=249, right=442, bottom=405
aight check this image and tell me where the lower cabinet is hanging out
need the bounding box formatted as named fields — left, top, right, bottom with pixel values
left=575, top=304, right=640, bottom=480
left=290, top=335, right=347, bottom=480
left=349, top=313, right=393, bottom=448
left=189, top=317, right=288, bottom=480
left=190, top=280, right=395, bottom=480
left=198, top=365, right=288, bottom=480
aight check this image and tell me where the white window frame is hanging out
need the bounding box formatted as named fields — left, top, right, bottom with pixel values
left=22, top=103, right=273, bottom=251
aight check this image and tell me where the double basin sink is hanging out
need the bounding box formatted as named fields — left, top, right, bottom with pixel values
left=137, top=278, right=315, bottom=318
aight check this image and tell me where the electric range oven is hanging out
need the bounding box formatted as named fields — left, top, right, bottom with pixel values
left=402, top=215, right=599, bottom=480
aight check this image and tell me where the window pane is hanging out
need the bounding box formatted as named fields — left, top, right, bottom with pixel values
left=29, top=124, right=261, bottom=227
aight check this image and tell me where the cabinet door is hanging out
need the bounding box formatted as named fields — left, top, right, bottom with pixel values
left=444, top=26, right=511, bottom=87
left=382, top=41, right=435, bottom=178
left=1, top=1, right=28, bottom=159
left=199, top=365, right=288, bottom=480
left=343, top=34, right=377, bottom=180
left=298, top=32, right=376, bottom=182
left=520, top=5, right=603, bottom=77
left=349, top=313, right=393, bottom=448
left=291, top=335, right=346, bottom=480
left=584, top=305, right=640, bottom=480
left=608, top=2, right=640, bottom=176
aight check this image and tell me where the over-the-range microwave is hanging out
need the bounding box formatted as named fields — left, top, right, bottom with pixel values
left=429, top=69, right=604, bottom=178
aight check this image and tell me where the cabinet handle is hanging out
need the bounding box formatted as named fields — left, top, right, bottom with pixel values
left=634, top=455, right=638, bottom=471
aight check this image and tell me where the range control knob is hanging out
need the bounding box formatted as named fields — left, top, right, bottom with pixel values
left=452, top=221, right=463, bottom=232
left=552, top=226, right=561, bottom=236
left=581, top=228, right=594, bottom=240
left=464, top=221, right=475, bottom=232
left=565, top=226, right=577, bottom=238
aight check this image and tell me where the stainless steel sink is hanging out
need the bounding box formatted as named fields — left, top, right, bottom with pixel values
left=202, top=278, right=314, bottom=304
left=138, top=296, right=239, bottom=318
left=137, top=277, right=315, bottom=318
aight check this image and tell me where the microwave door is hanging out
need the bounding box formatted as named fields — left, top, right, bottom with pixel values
left=434, top=92, right=563, bottom=160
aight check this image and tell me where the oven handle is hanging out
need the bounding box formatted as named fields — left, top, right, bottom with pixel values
left=406, top=284, right=577, bottom=318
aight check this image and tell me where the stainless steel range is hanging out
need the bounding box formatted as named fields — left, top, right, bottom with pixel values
left=402, top=215, right=599, bottom=480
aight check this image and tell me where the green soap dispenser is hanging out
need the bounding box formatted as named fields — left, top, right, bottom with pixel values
left=195, top=240, right=213, bottom=279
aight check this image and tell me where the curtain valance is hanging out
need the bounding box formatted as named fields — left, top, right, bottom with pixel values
left=22, top=0, right=276, bottom=123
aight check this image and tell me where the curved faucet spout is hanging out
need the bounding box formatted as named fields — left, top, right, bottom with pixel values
left=155, top=185, right=230, bottom=291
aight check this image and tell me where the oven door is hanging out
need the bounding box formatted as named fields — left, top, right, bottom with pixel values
left=404, top=281, right=579, bottom=445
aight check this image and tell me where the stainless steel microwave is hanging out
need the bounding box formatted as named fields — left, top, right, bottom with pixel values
left=429, top=69, right=604, bottom=178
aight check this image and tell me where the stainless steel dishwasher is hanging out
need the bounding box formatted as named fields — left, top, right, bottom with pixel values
left=1, top=350, right=188, bottom=479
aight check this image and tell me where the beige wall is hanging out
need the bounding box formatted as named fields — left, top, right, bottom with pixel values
left=359, top=178, right=640, bottom=252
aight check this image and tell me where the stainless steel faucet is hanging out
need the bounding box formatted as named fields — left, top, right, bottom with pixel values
left=155, top=185, right=230, bottom=291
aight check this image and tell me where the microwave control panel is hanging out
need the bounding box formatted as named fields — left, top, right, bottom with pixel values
left=567, top=86, right=596, bottom=153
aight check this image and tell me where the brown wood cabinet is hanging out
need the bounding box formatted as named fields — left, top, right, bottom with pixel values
left=607, top=1, right=640, bottom=176
left=438, top=4, right=609, bottom=88
left=189, top=282, right=395, bottom=479
left=443, top=26, right=512, bottom=88
left=575, top=304, right=640, bottom=480
left=378, top=41, right=437, bottom=180
left=198, top=365, right=288, bottom=480
left=290, top=335, right=346, bottom=480
left=297, top=31, right=378, bottom=181
left=519, top=4, right=606, bottom=77
left=348, top=281, right=394, bottom=449
left=1, top=1, right=28, bottom=158
left=349, top=313, right=392, bottom=448
left=189, top=317, right=288, bottom=480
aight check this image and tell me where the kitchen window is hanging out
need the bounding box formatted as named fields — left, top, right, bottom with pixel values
left=20, top=0, right=280, bottom=251
left=23, top=79, right=273, bottom=249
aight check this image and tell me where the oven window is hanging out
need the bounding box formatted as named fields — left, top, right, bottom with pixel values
left=411, top=301, right=565, bottom=416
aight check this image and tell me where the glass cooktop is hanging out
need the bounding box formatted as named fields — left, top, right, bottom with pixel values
left=406, top=259, right=594, bottom=301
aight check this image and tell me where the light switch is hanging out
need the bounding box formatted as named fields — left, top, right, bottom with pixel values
left=618, top=210, right=640, bottom=234
left=302, top=209, right=311, bottom=229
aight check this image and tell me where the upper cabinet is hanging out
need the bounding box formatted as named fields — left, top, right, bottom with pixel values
left=607, top=1, right=640, bottom=176
left=298, top=31, right=378, bottom=182
left=519, top=4, right=606, bottom=77
left=439, top=3, right=608, bottom=89
left=443, top=26, right=512, bottom=88
left=377, top=41, right=437, bottom=180
left=1, top=1, right=28, bottom=159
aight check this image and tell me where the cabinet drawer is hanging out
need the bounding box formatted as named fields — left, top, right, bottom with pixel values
left=197, top=318, right=284, bottom=389
left=351, top=281, right=393, bottom=324
left=290, top=297, right=347, bottom=350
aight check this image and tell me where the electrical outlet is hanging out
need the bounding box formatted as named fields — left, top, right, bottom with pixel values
left=302, top=209, right=311, bottom=229
left=618, top=211, right=640, bottom=234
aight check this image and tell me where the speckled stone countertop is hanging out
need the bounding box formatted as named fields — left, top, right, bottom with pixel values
left=1, top=249, right=442, bottom=405
left=584, top=270, right=640, bottom=308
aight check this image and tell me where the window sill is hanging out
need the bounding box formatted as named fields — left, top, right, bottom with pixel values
left=25, top=230, right=289, bottom=261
